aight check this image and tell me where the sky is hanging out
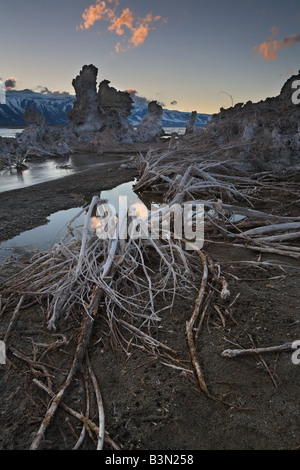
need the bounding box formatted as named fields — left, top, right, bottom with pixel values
left=0, top=0, right=299, bottom=114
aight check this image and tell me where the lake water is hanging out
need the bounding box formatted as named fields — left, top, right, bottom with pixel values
left=0, top=127, right=185, bottom=139
left=0, top=153, right=134, bottom=193
left=0, top=127, right=173, bottom=265
left=0, top=127, right=185, bottom=193
left=0, top=180, right=145, bottom=265
left=0, top=128, right=142, bottom=263
left=0, top=128, right=25, bottom=139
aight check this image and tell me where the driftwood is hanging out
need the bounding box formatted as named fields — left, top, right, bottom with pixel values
left=30, top=286, right=102, bottom=450
left=134, top=145, right=300, bottom=260
left=1, top=193, right=228, bottom=448
left=32, top=379, right=120, bottom=450
left=86, top=353, right=105, bottom=451
left=186, top=249, right=210, bottom=396
left=221, top=342, right=295, bottom=358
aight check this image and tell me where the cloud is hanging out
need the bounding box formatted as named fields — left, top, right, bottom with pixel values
left=124, top=88, right=137, bottom=96
left=34, top=86, right=72, bottom=97
left=5, top=77, right=17, bottom=90
left=77, top=0, right=117, bottom=31
left=280, top=67, right=295, bottom=77
left=36, top=86, right=52, bottom=94
left=254, top=26, right=300, bottom=61
left=108, top=7, right=134, bottom=35
left=124, top=89, right=150, bottom=107
left=77, top=0, right=166, bottom=52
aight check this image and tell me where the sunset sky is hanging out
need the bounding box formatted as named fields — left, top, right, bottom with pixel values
left=0, top=0, right=299, bottom=114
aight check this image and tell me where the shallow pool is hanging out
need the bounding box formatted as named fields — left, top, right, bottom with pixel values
left=0, top=152, right=133, bottom=193
left=0, top=180, right=150, bottom=265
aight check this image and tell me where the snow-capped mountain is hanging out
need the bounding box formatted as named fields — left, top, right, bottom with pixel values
left=0, top=90, right=75, bottom=126
left=0, top=89, right=211, bottom=128
left=128, top=103, right=211, bottom=128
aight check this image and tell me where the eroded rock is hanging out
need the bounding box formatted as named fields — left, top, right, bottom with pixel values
left=67, top=64, right=103, bottom=132
left=0, top=64, right=167, bottom=163
left=16, top=108, right=72, bottom=157
left=185, top=111, right=197, bottom=135
left=98, top=80, right=133, bottom=118
left=23, top=109, right=46, bottom=127
left=135, top=101, right=163, bottom=142
left=203, top=69, right=300, bottom=171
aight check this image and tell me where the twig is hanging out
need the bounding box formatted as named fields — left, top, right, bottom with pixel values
left=31, top=334, right=68, bottom=361
left=10, top=346, right=54, bottom=390
left=4, top=296, right=24, bottom=343
left=33, top=379, right=120, bottom=450
left=75, top=196, right=99, bottom=278
left=86, top=353, right=105, bottom=451
left=186, top=251, right=210, bottom=397
left=73, top=370, right=90, bottom=450
left=249, top=336, right=278, bottom=388
left=30, top=286, right=101, bottom=450
left=221, top=342, right=294, bottom=358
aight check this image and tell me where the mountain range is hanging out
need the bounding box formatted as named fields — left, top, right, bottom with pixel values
left=0, top=89, right=211, bottom=129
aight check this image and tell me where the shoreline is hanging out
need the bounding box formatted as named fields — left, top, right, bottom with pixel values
left=0, top=141, right=167, bottom=243
left=0, top=164, right=138, bottom=243
left=0, top=126, right=26, bottom=129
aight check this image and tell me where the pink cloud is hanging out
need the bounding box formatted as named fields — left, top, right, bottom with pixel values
left=77, top=0, right=166, bottom=52
left=254, top=26, right=300, bottom=61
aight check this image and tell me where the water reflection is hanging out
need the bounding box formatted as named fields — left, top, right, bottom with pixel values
left=0, top=181, right=138, bottom=264
left=0, top=153, right=133, bottom=193
left=0, top=180, right=166, bottom=265
left=16, top=169, right=25, bottom=183
left=0, top=207, right=85, bottom=265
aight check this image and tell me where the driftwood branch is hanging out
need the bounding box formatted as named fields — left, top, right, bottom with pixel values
left=30, top=286, right=101, bottom=450
left=86, top=353, right=105, bottom=451
left=221, top=342, right=294, bottom=358
left=33, top=379, right=120, bottom=450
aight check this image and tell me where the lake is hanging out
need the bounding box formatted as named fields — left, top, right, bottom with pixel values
left=0, top=127, right=170, bottom=264
left=0, top=128, right=25, bottom=138
left=0, top=180, right=145, bottom=265
left=0, top=152, right=134, bottom=193
left=0, top=127, right=186, bottom=139
left=0, top=127, right=185, bottom=193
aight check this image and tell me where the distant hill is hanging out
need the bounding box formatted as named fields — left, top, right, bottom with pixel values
left=128, top=102, right=211, bottom=128
left=0, top=89, right=211, bottom=128
left=0, top=90, right=75, bottom=127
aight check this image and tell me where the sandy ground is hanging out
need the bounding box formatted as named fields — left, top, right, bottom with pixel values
left=0, top=157, right=299, bottom=451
